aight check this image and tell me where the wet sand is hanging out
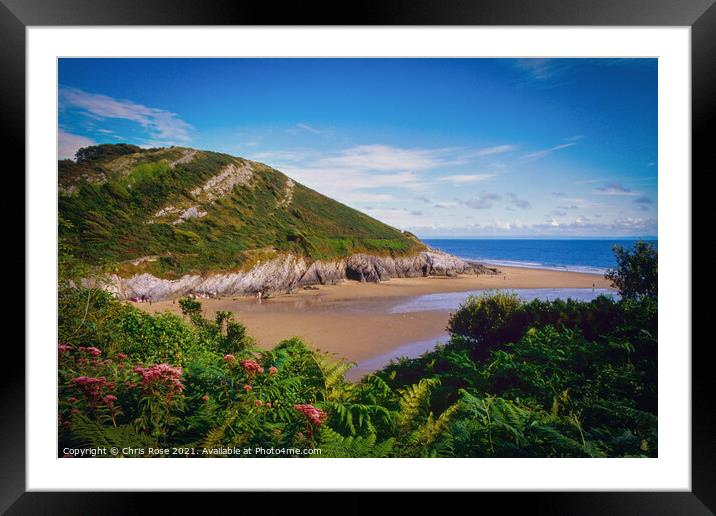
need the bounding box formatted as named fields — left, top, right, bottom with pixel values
left=138, top=266, right=613, bottom=376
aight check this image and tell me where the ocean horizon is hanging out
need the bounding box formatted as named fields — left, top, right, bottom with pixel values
left=423, top=238, right=658, bottom=275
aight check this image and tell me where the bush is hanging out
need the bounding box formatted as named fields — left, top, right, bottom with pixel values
left=58, top=248, right=657, bottom=458
left=606, top=240, right=658, bottom=300
left=447, top=291, right=522, bottom=356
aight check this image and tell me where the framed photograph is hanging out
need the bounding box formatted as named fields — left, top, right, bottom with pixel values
left=6, top=0, right=710, bottom=512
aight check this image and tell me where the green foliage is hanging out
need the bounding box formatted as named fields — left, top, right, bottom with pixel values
left=68, top=414, right=158, bottom=457
left=58, top=144, right=424, bottom=279
left=316, top=427, right=395, bottom=458
left=58, top=246, right=657, bottom=458
left=606, top=240, right=658, bottom=300
left=75, top=143, right=143, bottom=163
left=447, top=291, right=523, bottom=358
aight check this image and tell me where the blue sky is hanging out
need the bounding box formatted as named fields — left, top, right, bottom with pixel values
left=58, top=58, right=657, bottom=237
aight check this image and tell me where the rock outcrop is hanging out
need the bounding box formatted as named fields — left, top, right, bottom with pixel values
left=96, top=249, right=499, bottom=301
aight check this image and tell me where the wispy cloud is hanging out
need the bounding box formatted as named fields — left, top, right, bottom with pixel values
left=521, top=142, right=577, bottom=162
left=594, top=182, right=641, bottom=196
left=464, top=192, right=501, bottom=210
left=470, top=144, right=517, bottom=157
left=439, top=173, right=496, bottom=184
left=256, top=143, right=514, bottom=206
left=433, top=201, right=460, bottom=209
left=58, top=129, right=95, bottom=160
left=515, top=59, right=568, bottom=81
left=410, top=215, right=657, bottom=237
left=315, top=144, right=447, bottom=171
left=295, top=123, right=322, bottom=134
left=59, top=86, right=193, bottom=144
left=362, top=207, right=425, bottom=229
left=270, top=145, right=443, bottom=204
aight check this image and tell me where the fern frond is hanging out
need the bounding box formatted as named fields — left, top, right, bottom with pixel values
left=310, top=351, right=355, bottom=401
left=69, top=414, right=156, bottom=455
left=314, top=426, right=394, bottom=458
left=397, top=378, right=439, bottom=432
left=201, top=407, right=238, bottom=449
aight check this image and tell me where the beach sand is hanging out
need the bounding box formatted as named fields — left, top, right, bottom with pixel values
left=138, top=266, right=614, bottom=371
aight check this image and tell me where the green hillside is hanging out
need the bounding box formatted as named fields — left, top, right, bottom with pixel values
left=58, top=144, right=424, bottom=278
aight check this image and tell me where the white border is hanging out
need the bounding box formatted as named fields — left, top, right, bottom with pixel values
left=27, top=27, right=690, bottom=491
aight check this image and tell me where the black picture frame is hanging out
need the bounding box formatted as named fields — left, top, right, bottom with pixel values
left=4, top=0, right=709, bottom=513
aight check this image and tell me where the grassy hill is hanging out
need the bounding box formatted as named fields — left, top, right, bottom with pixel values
left=59, top=144, right=425, bottom=278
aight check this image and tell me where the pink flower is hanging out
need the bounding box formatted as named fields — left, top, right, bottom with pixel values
left=79, top=346, right=102, bottom=356
left=102, top=395, right=117, bottom=405
left=116, top=353, right=128, bottom=360
left=240, top=359, right=263, bottom=374
left=268, top=366, right=278, bottom=376
left=243, top=385, right=252, bottom=392
left=71, top=376, right=107, bottom=400
left=71, top=408, right=80, bottom=415
left=201, top=394, right=209, bottom=402
left=223, top=354, right=236, bottom=363
left=58, top=343, right=73, bottom=354
left=255, top=399, right=263, bottom=407
left=293, top=404, right=327, bottom=426
left=67, top=397, right=78, bottom=404
left=265, top=402, right=272, bottom=408
left=132, top=364, right=184, bottom=398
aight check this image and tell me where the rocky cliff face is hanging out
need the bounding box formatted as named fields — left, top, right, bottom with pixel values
left=94, top=249, right=498, bottom=301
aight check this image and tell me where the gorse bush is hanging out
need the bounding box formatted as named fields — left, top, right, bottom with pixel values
left=58, top=242, right=657, bottom=458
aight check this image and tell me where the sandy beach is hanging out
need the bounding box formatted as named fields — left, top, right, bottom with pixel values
left=137, top=265, right=614, bottom=378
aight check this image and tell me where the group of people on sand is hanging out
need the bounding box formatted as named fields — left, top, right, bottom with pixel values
left=129, top=295, right=152, bottom=304
left=187, top=291, right=218, bottom=300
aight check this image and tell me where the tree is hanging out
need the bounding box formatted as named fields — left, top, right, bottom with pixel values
left=605, top=241, right=657, bottom=300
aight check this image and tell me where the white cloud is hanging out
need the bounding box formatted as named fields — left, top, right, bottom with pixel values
left=295, top=123, right=321, bottom=134
left=522, top=142, right=577, bottom=162
left=315, top=144, right=447, bottom=172
left=471, top=144, right=517, bottom=156
left=59, top=86, right=193, bottom=144
left=410, top=216, right=656, bottom=238
left=594, top=182, right=641, bottom=196
left=362, top=207, right=425, bottom=229
left=58, top=130, right=95, bottom=160
left=515, top=59, right=569, bottom=81
left=439, top=173, right=496, bottom=184
left=263, top=144, right=460, bottom=206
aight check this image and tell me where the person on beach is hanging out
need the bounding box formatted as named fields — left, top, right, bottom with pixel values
left=256, top=290, right=263, bottom=303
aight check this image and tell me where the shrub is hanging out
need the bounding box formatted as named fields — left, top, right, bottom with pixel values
left=606, top=240, right=658, bottom=300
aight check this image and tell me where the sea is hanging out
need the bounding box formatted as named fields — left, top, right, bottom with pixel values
left=348, top=238, right=657, bottom=379
left=423, top=238, right=658, bottom=276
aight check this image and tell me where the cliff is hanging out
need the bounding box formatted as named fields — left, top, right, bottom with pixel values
left=92, top=249, right=498, bottom=301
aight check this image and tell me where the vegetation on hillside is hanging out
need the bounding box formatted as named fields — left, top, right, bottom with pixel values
left=59, top=145, right=424, bottom=279
left=58, top=241, right=657, bottom=458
